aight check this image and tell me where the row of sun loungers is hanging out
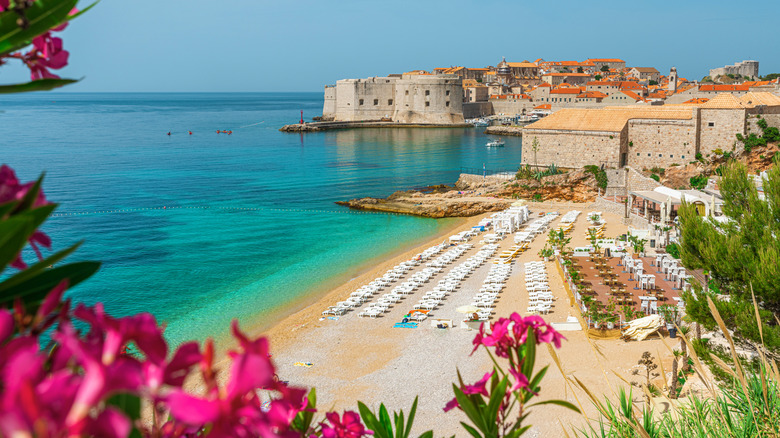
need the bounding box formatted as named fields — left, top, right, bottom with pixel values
left=356, top=244, right=474, bottom=318
left=468, top=260, right=511, bottom=320
left=559, top=210, right=581, bottom=224
left=322, top=243, right=449, bottom=317
left=411, top=244, right=498, bottom=317
left=525, top=261, right=553, bottom=314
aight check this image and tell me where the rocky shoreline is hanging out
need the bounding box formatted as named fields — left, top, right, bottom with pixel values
left=484, top=126, right=523, bottom=137
left=336, top=171, right=602, bottom=218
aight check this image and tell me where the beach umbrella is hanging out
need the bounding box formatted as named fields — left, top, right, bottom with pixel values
left=710, top=194, right=716, bottom=217
left=456, top=305, right=480, bottom=314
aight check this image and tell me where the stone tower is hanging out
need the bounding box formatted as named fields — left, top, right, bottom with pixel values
left=668, top=66, right=678, bottom=92
left=496, top=57, right=512, bottom=85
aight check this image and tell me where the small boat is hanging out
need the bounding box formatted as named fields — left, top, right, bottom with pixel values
left=486, top=138, right=505, bottom=148
left=473, top=119, right=490, bottom=127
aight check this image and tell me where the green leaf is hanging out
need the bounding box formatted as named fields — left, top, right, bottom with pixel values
left=459, top=422, right=483, bottom=438
left=526, top=399, right=581, bottom=413
left=522, top=327, right=537, bottom=378
left=358, top=402, right=390, bottom=438
left=0, top=200, right=19, bottom=218
left=0, top=215, right=35, bottom=274
left=486, top=376, right=508, bottom=434
left=291, top=388, right=316, bottom=433
left=506, top=425, right=532, bottom=438
left=0, top=78, right=80, bottom=94
left=0, top=0, right=79, bottom=55
left=0, top=261, right=100, bottom=307
left=404, top=396, right=418, bottom=438
left=452, top=384, right=487, bottom=433
left=417, top=432, right=433, bottom=438
left=378, top=404, right=393, bottom=437
left=0, top=241, right=82, bottom=292
left=106, top=393, right=142, bottom=438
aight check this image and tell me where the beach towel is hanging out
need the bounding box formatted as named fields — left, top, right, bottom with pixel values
left=393, top=322, right=418, bottom=329
left=294, top=362, right=313, bottom=367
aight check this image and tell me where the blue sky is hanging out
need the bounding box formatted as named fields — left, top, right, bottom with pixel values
left=5, top=0, right=778, bottom=92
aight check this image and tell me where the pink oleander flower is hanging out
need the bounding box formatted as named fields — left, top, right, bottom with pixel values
left=320, top=411, right=372, bottom=438
left=472, top=313, right=566, bottom=358
left=166, top=321, right=308, bottom=437
left=0, top=0, right=8, bottom=12
left=509, top=367, right=535, bottom=394
left=23, top=32, right=69, bottom=80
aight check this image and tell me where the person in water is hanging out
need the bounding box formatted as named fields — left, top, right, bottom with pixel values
left=167, top=131, right=171, bottom=136
left=216, top=130, right=220, bottom=134
left=188, top=131, right=192, bottom=135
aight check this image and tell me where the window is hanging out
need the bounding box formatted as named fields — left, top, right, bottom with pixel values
left=405, top=90, right=409, bottom=96
left=446, top=90, right=450, bottom=96
left=708, top=122, right=715, bottom=127
left=648, top=153, right=651, bottom=156
left=373, top=99, right=378, bottom=105
left=681, top=155, right=685, bottom=159
left=670, top=155, right=673, bottom=158
left=659, top=154, right=662, bottom=157
left=637, top=153, right=640, bottom=156
left=388, top=99, right=393, bottom=105
left=446, top=101, right=450, bottom=107
left=425, top=101, right=430, bottom=107
left=359, top=99, right=364, bottom=105
left=425, top=90, right=430, bottom=96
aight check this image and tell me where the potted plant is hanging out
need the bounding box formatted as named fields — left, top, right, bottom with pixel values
left=569, top=269, right=582, bottom=286
left=621, top=305, right=635, bottom=322
left=628, top=234, right=647, bottom=257
left=538, top=245, right=554, bottom=262
left=588, top=213, right=602, bottom=224
left=658, top=304, right=679, bottom=337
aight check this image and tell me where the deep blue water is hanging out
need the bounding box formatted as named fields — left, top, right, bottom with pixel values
left=1, top=92, right=522, bottom=345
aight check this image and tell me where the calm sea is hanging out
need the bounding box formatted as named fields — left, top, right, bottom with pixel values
left=1, top=92, right=522, bottom=346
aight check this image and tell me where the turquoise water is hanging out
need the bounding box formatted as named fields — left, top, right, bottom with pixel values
left=1, top=92, right=522, bottom=345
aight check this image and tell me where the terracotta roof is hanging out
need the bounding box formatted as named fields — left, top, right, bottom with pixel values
left=631, top=67, right=659, bottom=73
left=490, top=93, right=530, bottom=100
left=587, top=81, right=619, bottom=86
left=700, top=93, right=747, bottom=109
left=621, top=90, right=644, bottom=102
left=534, top=104, right=552, bottom=110
left=619, top=82, right=644, bottom=90
left=468, top=68, right=490, bottom=71
left=537, top=82, right=551, bottom=87
left=699, top=84, right=749, bottom=91
left=524, top=107, right=694, bottom=133
left=404, top=70, right=431, bottom=75
left=543, top=73, right=592, bottom=77
left=507, top=62, right=537, bottom=68
left=739, top=92, right=780, bottom=107
left=648, top=92, right=669, bottom=99
left=683, top=97, right=710, bottom=104
left=551, top=88, right=583, bottom=94
left=587, top=58, right=626, bottom=63
left=577, top=91, right=608, bottom=99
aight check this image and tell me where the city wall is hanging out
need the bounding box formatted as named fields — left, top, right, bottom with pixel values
left=626, top=118, right=698, bottom=168
left=522, top=128, right=624, bottom=168
left=463, top=102, right=493, bottom=118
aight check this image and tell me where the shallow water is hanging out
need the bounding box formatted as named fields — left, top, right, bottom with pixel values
left=1, top=92, right=523, bottom=345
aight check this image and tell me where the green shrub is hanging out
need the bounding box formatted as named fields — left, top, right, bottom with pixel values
left=650, top=166, right=665, bottom=175
left=665, top=242, right=680, bottom=259
left=689, top=174, right=708, bottom=189
left=532, top=193, right=542, bottom=201
left=695, top=152, right=703, bottom=161
left=584, top=165, right=608, bottom=190
left=650, top=173, right=660, bottom=182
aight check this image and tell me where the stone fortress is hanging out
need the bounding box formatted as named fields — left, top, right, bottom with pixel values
left=322, top=73, right=464, bottom=125
left=317, top=57, right=780, bottom=170
left=709, top=60, right=759, bottom=80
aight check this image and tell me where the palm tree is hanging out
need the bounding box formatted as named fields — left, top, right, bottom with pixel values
left=678, top=325, right=691, bottom=372
left=669, top=350, right=683, bottom=399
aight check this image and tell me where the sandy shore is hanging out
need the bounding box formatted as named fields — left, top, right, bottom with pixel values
left=232, top=202, right=678, bottom=436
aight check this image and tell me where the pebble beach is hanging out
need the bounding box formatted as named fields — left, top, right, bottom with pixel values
left=252, top=202, right=673, bottom=437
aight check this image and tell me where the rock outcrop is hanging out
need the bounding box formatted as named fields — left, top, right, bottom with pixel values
left=336, top=189, right=510, bottom=218
left=484, top=126, right=523, bottom=137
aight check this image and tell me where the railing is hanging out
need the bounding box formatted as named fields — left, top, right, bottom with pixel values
left=459, top=167, right=519, bottom=179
